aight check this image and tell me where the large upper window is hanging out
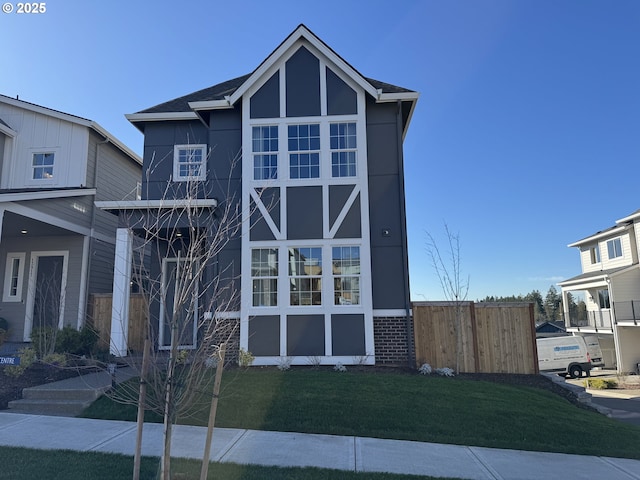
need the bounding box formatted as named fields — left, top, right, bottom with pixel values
left=288, top=124, right=320, bottom=179
left=251, top=248, right=278, bottom=306
left=288, top=247, right=322, bottom=305
left=173, top=145, right=206, bottom=181
left=253, top=126, right=278, bottom=180
left=32, top=152, right=55, bottom=180
left=332, top=246, right=360, bottom=305
left=330, top=123, right=357, bottom=177
left=606, top=238, right=622, bottom=259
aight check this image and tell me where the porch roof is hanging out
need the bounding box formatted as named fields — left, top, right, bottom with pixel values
left=558, top=265, right=636, bottom=289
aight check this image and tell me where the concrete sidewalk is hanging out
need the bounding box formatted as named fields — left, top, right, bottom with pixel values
left=1, top=412, right=639, bottom=479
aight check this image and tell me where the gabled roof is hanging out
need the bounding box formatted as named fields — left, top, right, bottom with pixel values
left=127, top=25, right=419, bottom=137
left=0, top=94, right=141, bottom=165
left=567, top=224, right=630, bottom=248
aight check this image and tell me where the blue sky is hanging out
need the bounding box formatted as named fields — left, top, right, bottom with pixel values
left=1, top=0, right=639, bottom=300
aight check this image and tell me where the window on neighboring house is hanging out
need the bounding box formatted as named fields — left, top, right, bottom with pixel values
left=597, top=289, right=610, bottom=309
left=173, top=144, right=206, bottom=181
left=330, top=123, right=357, bottom=177
left=252, top=126, right=278, bottom=180
left=606, top=238, right=622, bottom=259
left=32, top=152, right=55, bottom=180
left=590, top=245, right=601, bottom=264
left=3, top=253, right=25, bottom=302
left=288, top=124, right=320, bottom=179
left=251, top=248, right=278, bottom=306
left=332, top=246, right=360, bottom=305
left=288, top=247, right=322, bottom=305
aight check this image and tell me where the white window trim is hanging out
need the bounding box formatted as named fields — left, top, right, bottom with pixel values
left=158, top=257, right=199, bottom=350
left=3, top=252, right=25, bottom=302
left=606, top=238, right=623, bottom=259
left=251, top=247, right=279, bottom=307
left=26, top=148, right=60, bottom=186
left=173, top=144, right=207, bottom=182
left=240, top=58, right=375, bottom=362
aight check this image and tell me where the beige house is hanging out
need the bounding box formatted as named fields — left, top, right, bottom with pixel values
left=559, top=209, right=640, bottom=373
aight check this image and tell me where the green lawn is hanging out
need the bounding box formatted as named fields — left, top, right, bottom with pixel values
left=0, top=446, right=450, bottom=480
left=81, top=368, right=640, bottom=459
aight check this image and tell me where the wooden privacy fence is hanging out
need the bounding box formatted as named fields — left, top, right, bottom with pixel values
left=88, top=293, right=147, bottom=352
left=413, top=302, right=538, bottom=374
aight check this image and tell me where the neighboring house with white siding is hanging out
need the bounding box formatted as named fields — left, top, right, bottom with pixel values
left=559, top=209, right=640, bottom=373
left=0, top=94, right=141, bottom=344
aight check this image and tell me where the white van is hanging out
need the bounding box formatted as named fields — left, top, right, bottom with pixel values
left=582, top=335, right=604, bottom=367
left=537, top=336, right=592, bottom=378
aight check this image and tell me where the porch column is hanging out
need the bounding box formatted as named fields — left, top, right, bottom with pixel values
left=110, top=227, right=133, bottom=356
left=561, top=289, right=570, bottom=329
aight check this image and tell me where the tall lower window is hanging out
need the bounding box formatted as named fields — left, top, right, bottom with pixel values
left=32, top=152, right=55, bottom=180
left=330, top=123, right=357, bottom=177
left=253, top=126, right=278, bottom=180
left=332, top=246, right=360, bottom=305
left=3, top=252, right=25, bottom=302
left=289, top=247, right=322, bottom=305
left=251, top=248, right=278, bottom=306
left=288, top=124, right=320, bottom=179
left=173, top=144, right=206, bottom=181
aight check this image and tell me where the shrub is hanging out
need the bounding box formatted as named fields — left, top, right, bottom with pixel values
left=31, top=327, right=57, bottom=358
left=0, top=317, right=8, bottom=346
left=55, top=325, right=99, bottom=356
left=419, top=363, right=433, bottom=375
left=42, top=352, right=67, bottom=367
left=584, top=378, right=617, bottom=390
left=333, top=362, right=347, bottom=373
left=4, top=347, right=37, bottom=377
left=435, top=367, right=455, bottom=377
left=238, top=348, right=255, bottom=367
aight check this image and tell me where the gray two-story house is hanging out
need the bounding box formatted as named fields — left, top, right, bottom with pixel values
left=102, top=25, right=418, bottom=366
left=0, top=94, right=141, bottom=346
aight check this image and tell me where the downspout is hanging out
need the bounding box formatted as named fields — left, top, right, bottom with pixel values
left=396, top=100, right=414, bottom=368
left=81, top=135, right=110, bottom=328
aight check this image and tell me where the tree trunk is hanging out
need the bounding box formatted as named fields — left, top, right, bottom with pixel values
left=200, top=343, right=226, bottom=480
left=161, top=321, right=179, bottom=480
left=133, top=335, right=150, bottom=480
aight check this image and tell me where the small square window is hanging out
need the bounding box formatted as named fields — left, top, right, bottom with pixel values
left=32, top=153, right=55, bottom=180
left=173, top=145, right=207, bottom=181
left=606, top=238, right=622, bottom=259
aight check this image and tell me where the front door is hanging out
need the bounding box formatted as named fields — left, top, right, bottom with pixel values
left=159, top=258, right=198, bottom=349
left=24, top=251, right=68, bottom=341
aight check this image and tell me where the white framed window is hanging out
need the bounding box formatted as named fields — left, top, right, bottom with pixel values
left=288, top=246, right=322, bottom=305
left=3, top=252, right=26, bottom=302
left=173, top=144, right=207, bottom=181
left=330, top=122, right=357, bottom=177
left=590, top=245, right=600, bottom=264
left=332, top=246, right=360, bottom=305
left=288, top=124, right=320, bottom=179
left=32, top=152, right=55, bottom=180
left=253, top=126, right=278, bottom=180
left=606, top=238, right=622, bottom=259
left=251, top=248, right=278, bottom=306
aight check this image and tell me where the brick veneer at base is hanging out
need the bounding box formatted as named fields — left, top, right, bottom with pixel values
left=374, top=316, right=413, bottom=366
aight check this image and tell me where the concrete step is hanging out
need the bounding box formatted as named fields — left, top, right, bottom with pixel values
left=7, top=398, right=93, bottom=417
left=22, top=386, right=108, bottom=402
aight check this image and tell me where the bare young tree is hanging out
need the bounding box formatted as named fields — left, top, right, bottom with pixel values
left=426, top=224, right=470, bottom=374
left=105, top=147, right=254, bottom=480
